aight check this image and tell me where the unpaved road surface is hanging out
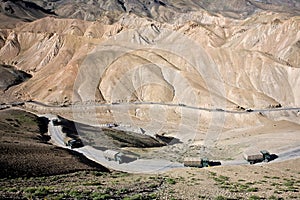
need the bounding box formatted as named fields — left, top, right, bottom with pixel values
left=45, top=114, right=183, bottom=173
left=45, top=113, right=300, bottom=173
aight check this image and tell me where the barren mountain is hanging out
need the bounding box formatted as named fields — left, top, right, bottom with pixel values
left=26, top=0, right=300, bottom=20
left=0, top=0, right=55, bottom=28
left=0, top=1, right=299, bottom=155
left=0, top=9, right=299, bottom=109
left=2, top=0, right=300, bottom=26
left=0, top=3, right=299, bottom=199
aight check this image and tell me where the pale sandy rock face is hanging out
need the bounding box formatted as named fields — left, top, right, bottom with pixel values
left=99, top=57, right=175, bottom=103
left=0, top=31, right=20, bottom=60
left=0, top=10, right=298, bottom=109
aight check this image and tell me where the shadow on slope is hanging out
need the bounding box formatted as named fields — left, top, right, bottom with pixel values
left=0, top=109, right=108, bottom=178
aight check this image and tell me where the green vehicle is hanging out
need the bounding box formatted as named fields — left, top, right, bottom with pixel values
left=201, top=158, right=210, bottom=167
left=64, top=137, right=83, bottom=149
left=244, top=150, right=271, bottom=164
left=183, top=157, right=210, bottom=168
left=260, top=150, right=271, bottom=162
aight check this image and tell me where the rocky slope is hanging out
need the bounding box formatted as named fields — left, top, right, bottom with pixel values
left=24, top=0, right=300, bottom=20
left=0, top=0, right=55, bottom=28
left=0, top=9, right=299, bottom=109
left=0, top=109, right=108, bottom=178
left=0, top=64, right=31, bottom=91
left=2, top=0, right=300, bottom=26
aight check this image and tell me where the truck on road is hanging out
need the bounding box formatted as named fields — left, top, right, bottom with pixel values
left=103, top=150, right=138, bottom=164
left=183, top=157, right=210, bottom=168
left=64, top=137, right=83, bottom=149
left=103, top=150, right=125, bottom=164
left=243, top=150, right=271, bottom=164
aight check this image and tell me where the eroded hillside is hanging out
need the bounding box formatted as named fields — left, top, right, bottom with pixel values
left=0, top=10, right=299, bottom=109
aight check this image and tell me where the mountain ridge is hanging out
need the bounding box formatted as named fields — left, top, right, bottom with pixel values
left=0, top=10, right=299, bottom=109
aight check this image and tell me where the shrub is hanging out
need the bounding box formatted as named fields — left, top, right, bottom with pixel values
left=268, top=195, right=282, bottom=200
left=68, top=190, right=84, bottom=198
left=215, top=195, right=227, bottom=200
left=247, top=187, right=259, bottom=192
left=210, top=172, right=217, bottom=176
left=92, top=171, right=104, bottom=176
left=166, top=178, right=176, bottom=185
left=249, top=195, right=261, bottom=200
left=24, top=186, right=50, bottom=198
left=219, top=175, right=229, bottom=181
left=83, top=181, right=102, bottom=186
left=284, top=180, right=294, bottom=187
left=123, top=194, right=142, bottom=200
left=148, top=193, right=157, bottom=199
left=91, top=192, right=111, bottom=200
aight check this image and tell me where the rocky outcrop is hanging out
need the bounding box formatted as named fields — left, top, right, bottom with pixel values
left=0, top=64, right=31, bottom=91
left=0, top=10, right=298, bottom=108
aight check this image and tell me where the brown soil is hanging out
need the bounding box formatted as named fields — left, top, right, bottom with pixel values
left=0, top=109, right=108, bottom=178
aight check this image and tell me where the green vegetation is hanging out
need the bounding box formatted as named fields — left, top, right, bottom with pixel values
left=210, top=173, right=263, bottom=194
left=272, top=176, right=280, bottom=179
left=165, top=178, right=176, bottom=185
left=24, top=186, right=51, bottom=198
left=92, top=171, right=104, bottom=176
left=247, top=187, right=259, bottom=192
left=268, top=195, right=284, bottom=200
left=1, top=160, right=299, bottom=200
left=249, top=195, right=261, bottom=200
left=83, top=181, right=102, bottom=186
left=215, top=195, right=227, bottom=200
left=123, top=194, right=143, bottom=200
left=212, top=175, right=230, bottom=185
left=8, top=188, right=18, bottom=192
left=0, top=170, right=165, bottom=199
left=283, top=180, right=294, bottom=187
left=210, top=172, right=217, bottom=176
left=122, top=193, right=157, bottom=200
left=91, top=192, right=111, bottom=200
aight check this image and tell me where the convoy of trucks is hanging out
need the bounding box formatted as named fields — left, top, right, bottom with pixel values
left=183, top=149, right=274, bottom=168
left=53, top=118, right=276, bottom=167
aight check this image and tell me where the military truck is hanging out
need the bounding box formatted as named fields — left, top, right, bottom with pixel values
left=243, top=150, right=271, bottom=164
left=103, top=150, right=124, bottom=164
left=52, top=119, right=60, bottom=126
left=183, top=157, right=210, bottom=168
left=64, top=137, right=83, bottom=149
left=103, top=150, right=138, bottom=164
